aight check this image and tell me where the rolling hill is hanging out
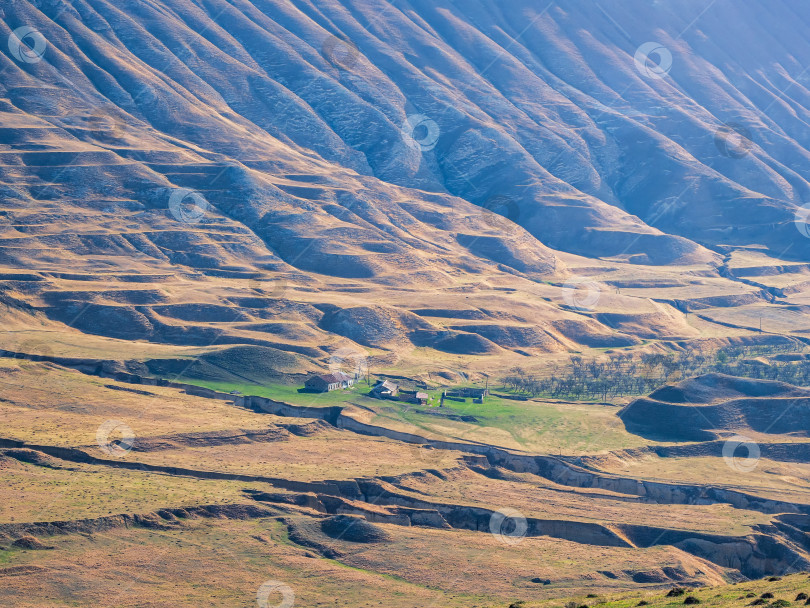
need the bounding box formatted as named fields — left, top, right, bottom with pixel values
left=2, top=0, right=810, bottom=378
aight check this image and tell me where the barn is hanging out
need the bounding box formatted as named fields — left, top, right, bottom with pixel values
left=304, top=372, right=355, bottom=393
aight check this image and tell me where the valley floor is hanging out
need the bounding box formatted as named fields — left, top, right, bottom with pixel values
left=3, top=356, right=810, bottom=607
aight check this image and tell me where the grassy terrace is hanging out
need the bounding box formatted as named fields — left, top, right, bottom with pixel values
left=0, top=358, right=645, bottom=455
left=120, top=435, right=464, bottom=482
left=182, top=378, right=382, bottom=407
left=179, top=378, right=651, bottom=454
left=0, top=359, right=300, bottom=447
left=0, top=457, right=267, bottom=524
left=594, top=455, right=810, bottom=503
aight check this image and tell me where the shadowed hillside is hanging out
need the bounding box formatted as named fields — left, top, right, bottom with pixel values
left=620, top=373, right=810, bottom=441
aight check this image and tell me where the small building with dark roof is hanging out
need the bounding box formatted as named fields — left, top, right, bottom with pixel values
left=304, top=372, right=354, bottom=393
left=369, top=379, right=399, bottom=399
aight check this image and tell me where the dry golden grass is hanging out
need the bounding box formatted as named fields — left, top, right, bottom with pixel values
left=0, top=457, right=264, bottom=524
left=0, top=517, right=453, bottom=608
left=323, top=520, right=730, bottom=598
left=3, top=243, right=801, bottom=382
left=107, top=433, right=464, bottom=481
left=390, top=468, right=772, bottom=536
left=0, top=359, right=293, bottom=446
left=0, top=513, right=731, bottom=608
left=595, top=454, right=810, bottom=504
left=0, top=321, right=213, bottom=361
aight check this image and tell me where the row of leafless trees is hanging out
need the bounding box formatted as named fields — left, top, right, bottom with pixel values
left=499, top=344, right=808, bottom=401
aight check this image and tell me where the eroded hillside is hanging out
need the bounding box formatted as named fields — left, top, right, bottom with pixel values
left=3, top=359, right=810, bottom=606
left=1, top=1, right=810, bottom=377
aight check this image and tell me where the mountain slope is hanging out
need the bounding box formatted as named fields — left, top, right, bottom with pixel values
left=2, top=0, right=810, bottom=372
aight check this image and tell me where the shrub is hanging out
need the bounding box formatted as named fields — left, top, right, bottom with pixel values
left=668, top=588, right=687, bottom=597
left=796, top=594, right=808, bottom=602
left=684, top=597, right=701, bottom=605
left=762, top=593, right=775, bottom=599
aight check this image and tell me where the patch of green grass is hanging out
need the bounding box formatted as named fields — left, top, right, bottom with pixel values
left=167, top=377, right=644, bottom=453
left=534, top=573, right=810, bottom=608
left=375, top=393, right=646, bottom=453
left=0, top=548, right=13, bottom=564
left=176, top=378, right=382, bottom=408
